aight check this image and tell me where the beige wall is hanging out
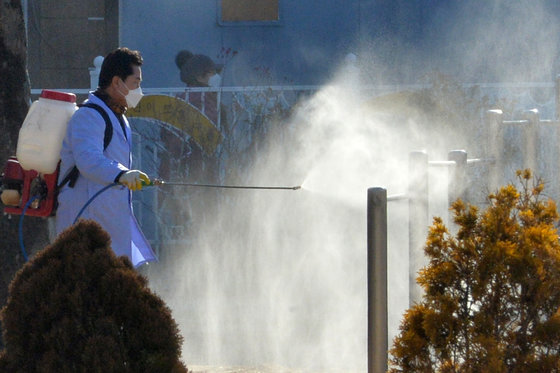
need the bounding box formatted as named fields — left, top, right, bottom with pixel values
left=27, top=0, right=118, bottom=89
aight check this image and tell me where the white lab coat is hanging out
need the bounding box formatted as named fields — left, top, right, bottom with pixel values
left=55, top=93, right=157, bottom=267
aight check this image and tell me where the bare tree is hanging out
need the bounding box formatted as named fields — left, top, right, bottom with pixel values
left=0, top=0, right=49, bottom=348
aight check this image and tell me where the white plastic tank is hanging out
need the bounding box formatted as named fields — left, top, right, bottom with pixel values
left=16, top=89, right=77, bottom=173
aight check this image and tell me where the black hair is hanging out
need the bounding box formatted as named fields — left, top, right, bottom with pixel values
left=175, top=50, right=194, bottom=69
left=180, top=54, right=216, bottom=86
left=98, top=47, right=143, bottom=89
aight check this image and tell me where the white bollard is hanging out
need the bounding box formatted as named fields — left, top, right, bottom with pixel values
left=89, top=56, right=104, bottom=91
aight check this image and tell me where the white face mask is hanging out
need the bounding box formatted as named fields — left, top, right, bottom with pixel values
left=120, top=80, right=143, bottom=108
left=208, top=73, right=222, bottom=87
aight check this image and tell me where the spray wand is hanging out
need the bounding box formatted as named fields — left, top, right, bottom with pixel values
left=13, top=178, right=302, bottom=263
left=144, top=178, right=301, bottom=191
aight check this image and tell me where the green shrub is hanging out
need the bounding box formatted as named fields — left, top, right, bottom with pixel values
left=390, top=171, right=560, bottom=372
left=0, top=220, right=187, bottom=373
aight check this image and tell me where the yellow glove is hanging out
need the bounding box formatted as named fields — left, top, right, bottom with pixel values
left=118, top=170, right=150, bottom=191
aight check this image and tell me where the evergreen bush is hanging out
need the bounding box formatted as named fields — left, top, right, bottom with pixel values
left=390, top=170, right=560, bottom=371
left=0, top=220, right=187, bottom=372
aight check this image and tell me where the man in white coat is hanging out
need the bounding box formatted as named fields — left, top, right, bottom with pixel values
left=56, top=47, right=157, bottom=268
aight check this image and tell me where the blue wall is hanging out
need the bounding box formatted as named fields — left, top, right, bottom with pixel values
left=121, top=0, right=560, bottom=88
left=121, top=0, right=365, bottom=87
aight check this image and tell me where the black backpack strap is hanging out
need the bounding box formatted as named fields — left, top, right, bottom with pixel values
left=58, top=166, right=81, bottom=189
left=58, top=103, right=113, bottom=189
left=81, top=103, right=113, bottom=150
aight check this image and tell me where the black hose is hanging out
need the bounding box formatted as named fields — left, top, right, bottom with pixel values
left=73, top=183, right=118, bottom=224
left=18, top=178, right=300, bottom=262
left=18, top=196, right=38, bottom=261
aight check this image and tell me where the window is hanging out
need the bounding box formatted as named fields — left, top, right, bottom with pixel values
left=219, top=0, right=281, bottom=26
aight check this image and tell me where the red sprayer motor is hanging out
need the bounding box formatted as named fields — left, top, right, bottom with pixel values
left=1, top=157, right=59, bottom=217
left=1, top=89, right=77, bottom=217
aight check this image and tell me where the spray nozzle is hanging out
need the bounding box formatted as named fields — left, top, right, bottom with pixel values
left=141, top=178, right=163, bottom=187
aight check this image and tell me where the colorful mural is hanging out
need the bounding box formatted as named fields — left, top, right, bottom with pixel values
left=127, top=95, right=223, bottom=155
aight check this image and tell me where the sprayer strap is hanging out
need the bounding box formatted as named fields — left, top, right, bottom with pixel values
left=81, top=103, right=114, bottom=150
left=58, top=103, right=113, bottom=189
left=58, top=166, right=81, bottom=189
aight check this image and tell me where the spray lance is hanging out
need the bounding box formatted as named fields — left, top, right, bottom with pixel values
left=143, top=178, right=301, bottom=190
left=73, top=178, right=301, bottom=223
left=74, top=178, right=301, bottom=224
left=9, top=174, right=300, bottom=262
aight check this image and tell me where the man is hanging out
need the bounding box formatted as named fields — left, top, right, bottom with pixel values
left=56, top=47, right=157, bottom=267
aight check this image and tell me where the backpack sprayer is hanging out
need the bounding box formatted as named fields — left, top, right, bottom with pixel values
left=1, top=90, right=77, bottom=218
left=0, top=90, right=300, bottom=218
left=1, top=89, right=300, bottom=260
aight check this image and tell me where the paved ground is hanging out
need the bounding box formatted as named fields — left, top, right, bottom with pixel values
left=187, top=366, right=365, bottom=373
left=188, top=366, right=300, bottom=373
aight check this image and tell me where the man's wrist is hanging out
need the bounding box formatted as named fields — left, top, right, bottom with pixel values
left=114, top=170, right=127, bottom=183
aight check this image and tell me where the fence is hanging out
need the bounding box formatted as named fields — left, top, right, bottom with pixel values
left=368, top=102, right=560, bottom=372
left=368, top=148, right=490, bottom=373
left=31, top=57, right=560, bottom=371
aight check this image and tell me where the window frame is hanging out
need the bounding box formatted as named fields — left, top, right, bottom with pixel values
left=218, top=0, right=283, bottom=27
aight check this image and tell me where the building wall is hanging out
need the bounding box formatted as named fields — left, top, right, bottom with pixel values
left=120, top=0, right=560, bottom=88
left=121, top=0, right=367, bottom=87
left=26, top=0, right=560, bottom=90
left=26, top=0, right=118, bottom=90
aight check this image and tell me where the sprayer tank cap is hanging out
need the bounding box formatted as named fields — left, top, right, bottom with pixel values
left=40, top=89, right=77, bottom=103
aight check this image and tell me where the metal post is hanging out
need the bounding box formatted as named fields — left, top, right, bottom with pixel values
left=523, top=109, right=539, bottom=174
left=555, top=74, right=560, bottom=121
left=408, top=151, right=428, bottom=306
left=367, top=187, right=388, bottom=373
left=485, top=109, right=503, bottom=192
left=448, top=150, right=467, bottom=207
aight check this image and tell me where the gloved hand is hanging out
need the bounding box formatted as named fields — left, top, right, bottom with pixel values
left=118, top=170, right=150, bottom=191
